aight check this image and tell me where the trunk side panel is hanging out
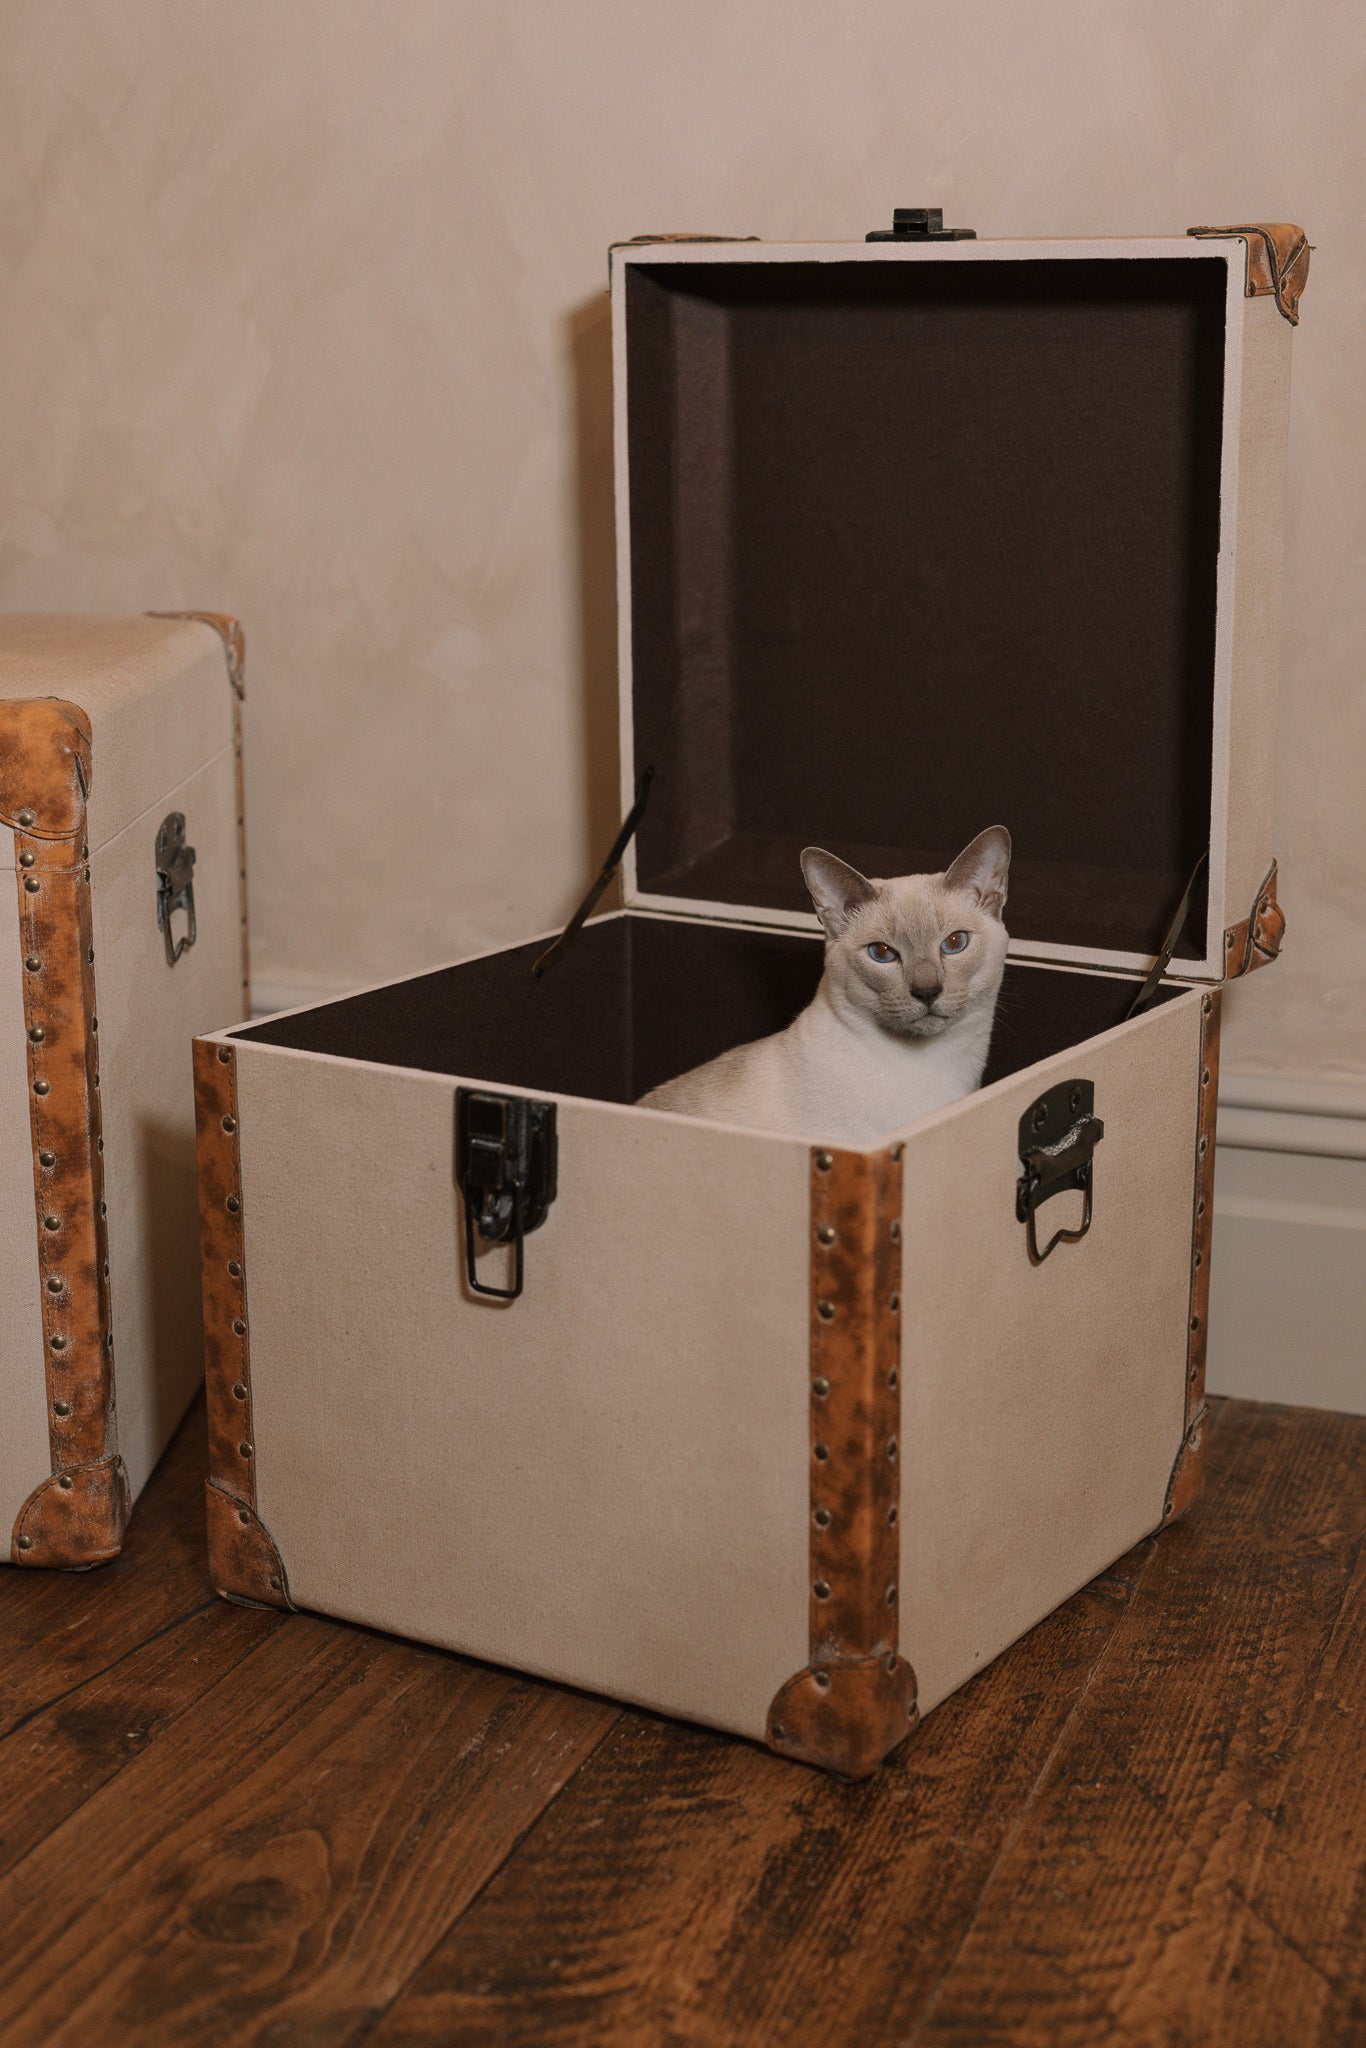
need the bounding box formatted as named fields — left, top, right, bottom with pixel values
left=0, top=823, right=50, bottom=1534
left=237, top=1050, right=812, bottom=1744
left=93, top=745, right=245, bottom=1501
left=897, top=991, right=1201, bottom=1713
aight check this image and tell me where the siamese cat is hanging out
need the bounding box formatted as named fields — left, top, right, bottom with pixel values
left=639, top=827, right=1011, bottom=1144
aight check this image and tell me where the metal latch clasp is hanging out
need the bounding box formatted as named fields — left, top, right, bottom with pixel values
left=155, top=812, right=197, bottom=966
left=456, top=1089, right=558, bottom=1301
left=1017, top=1081, right=1104, bottom=1265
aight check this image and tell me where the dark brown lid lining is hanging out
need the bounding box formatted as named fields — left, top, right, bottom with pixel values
left=625, top=255, right=1226, bottom=958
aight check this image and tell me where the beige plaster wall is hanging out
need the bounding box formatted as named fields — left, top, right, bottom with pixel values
left=1, top=0, right=1361, bottom=1086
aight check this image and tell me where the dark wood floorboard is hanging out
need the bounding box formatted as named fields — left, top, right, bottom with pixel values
left=0, top=1394, right=1360, bottom=2048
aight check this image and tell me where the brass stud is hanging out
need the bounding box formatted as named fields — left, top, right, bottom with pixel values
left=232, top=1381, right=247, bottom=1401
left=29, top=1026, right=45, bottom=1043
left=888, top=1368, right=899, bottom=1390
left=34, top=1080, right=50, bottom=1096
left=1197, top=1197, right=1207, bottom=1216
left=1194, top=1251, right=1202, bottom=1268
left=228, top=1259, right=242, bottom=1278
left=46, top=1276, right=62, bottom=1294
left=889, top=1220, right=901, bottom=1244
left=217, top=1046, right=232, bottom=1064
left=16, top=1535, right=32, bottom=1551
left=92, top=1017, right=98, bottom=1033
left=239, top=1441, right=252, bottom=1458
left=889, top=1293, right=900, bottom=1313
left=51, top=1335, right=66, bottom=1352
left=269, top=1574, right=281, bottom=1591
left=16, top=808, right=36, bottom=827
left=238, top=1507, right=250, bottom=1525
left=25, top=956, right=41, bottom=973
left=816, top=1224, right=836, bottom=1246
left=87, top=947, right=94, bottom=964
left=817, top=1300, right=835, bottom=1322
left=813, top=1670, right=831, bottom=1692
left=18, top=850, right=36, bottom=869
left=1203, top=994, right=1213, bottom=1012
left=53, top=1400, right=72, bottom=1417
left=814, top=1579, right=831, bottom=1600
left=232, top=1317, right=247, bottom=1337
left=887, top=1437, right=898, bottom=1460
left=24, top=877, right=39, bottom=893
left=1191, top=1315, right=1200, bottom=1332
left=772, top=1721, right=786, bottom=1741
left=43, top=1215, right=60, bottom=1232
left=887, top=1505, right=898, bottom=1525
left=1202, top=1069, right=1211, bottom=1086
left=106, top=1331, right=114, bottom=1350
left=39, top=1149, right=55, bottom=1169
left=812, top=1376, right=830, bottom=1399
left=1198, top=1137, right=1208, bottom=1156
left=813, top=1442, right=830, bottom=1462
left=58, top=1475, right=73, bottom=1491
left=814, top=1506, right=832, bottom=1528
left=226, top=1195, right=240, bottom=1213
left=222, top=1114, right=236, bottom=1134
left=814, top=1151, right=834, bottom=1171
left=97, top=1136, right=103, bottom=1152
left=889, top=1143, right=903, bottom=1161
left=885, top=1583, right=898, bottom=1604
left=99, top=1199, right=107, bottom=1216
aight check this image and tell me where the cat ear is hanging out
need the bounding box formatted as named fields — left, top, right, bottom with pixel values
left=800, top=847, right=876, bottom=935
left=945, top=826, right=1012, bottom=918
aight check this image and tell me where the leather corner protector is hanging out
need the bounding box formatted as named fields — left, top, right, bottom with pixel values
left=146, top=611, right=245, bottom=699
left=0, top=698, right=93, bottom=836
left=206, top=1480, right=293, bottom=1608
left=1187, top=223, right=1310, bottom=324
left=1223, top=861, right=1283, bottom=977
left=12, top=1455, right=130, bottom=1568
left=1163, top=1408, right=1208, bottom=1527
left=767, top=1655, right=918, bottom=1780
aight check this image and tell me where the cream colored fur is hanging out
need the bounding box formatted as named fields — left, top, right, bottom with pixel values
left=639, top=830, right=1011, bottom=1144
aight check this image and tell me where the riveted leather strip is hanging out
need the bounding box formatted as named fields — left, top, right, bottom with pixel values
left=1223, top=860, right=1284, bottom=978
left=148, top=613, right=250, bottom=1009
left=1187, top=223, right=1310, bottom=324
left=12, top=1457, right=130, bottom=1568
left=767, top=1144, right=916, bottom=1778
left=205, top=1480, right=291, bottom=1606
left=1164, top=988, right=1221, bottom=1525
left=6, top=700, right=126, bottom=1567
left=194, top=1037, right=291, bottom=1608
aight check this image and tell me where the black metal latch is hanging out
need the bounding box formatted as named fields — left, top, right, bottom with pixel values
left=155, top=812, right=197, bottom=966
left=1017, top=1081, right=1104, bottom=1265
left=867, top=207, right=977, bottom=242
left=456, top=1089, right=558, bottom=1301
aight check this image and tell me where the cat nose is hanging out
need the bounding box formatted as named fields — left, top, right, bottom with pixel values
left=911, top=973, right=943, bottom=1006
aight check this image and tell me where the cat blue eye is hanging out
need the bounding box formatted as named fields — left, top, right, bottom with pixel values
left=940, top=930, right=971, bottom=956
left=866, top=942, right=900, bottom=965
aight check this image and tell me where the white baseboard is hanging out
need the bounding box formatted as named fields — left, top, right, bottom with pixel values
left=1208, top=1072, right=1366, bottom=1417
left=247, top=974, right=1365, bottom=1418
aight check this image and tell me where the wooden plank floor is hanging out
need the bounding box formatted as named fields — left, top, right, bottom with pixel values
left=1, top=1395, right=1361, bottom=2047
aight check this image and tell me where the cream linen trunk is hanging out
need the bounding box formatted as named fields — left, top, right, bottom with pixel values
left=194, top=218, right=1305, bottom=1777
left=2, top=613, right=248, bottom=1568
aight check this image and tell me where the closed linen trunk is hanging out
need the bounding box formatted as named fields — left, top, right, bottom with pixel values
left=2, top=613, right=248, bottom=1567
left=195, top=220, right=1304, bottom=1776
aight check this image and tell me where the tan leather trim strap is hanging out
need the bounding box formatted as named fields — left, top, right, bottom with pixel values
left=194, top=1037, right=292, bottom=1608
left=5, top=700, right=126, bottom=1567
left=1164, top=988, right=1220, bottom=1526
left=768, top=1143, right=916, bottom=1778
left=148, top=612, right=250, bottom=1011
left=1223, top=860, right=1284, bottom=978
left=1187, top=223, right=1310, bottom=324
left=12, top=1456, right=129, bottom=1568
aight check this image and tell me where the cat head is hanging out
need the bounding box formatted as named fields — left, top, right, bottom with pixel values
left=800, top=828, right=1011, bottom=1039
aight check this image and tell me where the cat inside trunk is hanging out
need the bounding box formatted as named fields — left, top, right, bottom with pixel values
left=637, top=828, right=1011, bottom=1143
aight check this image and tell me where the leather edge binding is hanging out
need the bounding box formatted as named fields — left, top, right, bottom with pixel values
left=6, top=698, right=125, bottom=1569
left=11, top=1455, right=130, bottom=1568
left=205, top=1479, right=292, bottom=1608
left=1164, top=987, right=1221, bottom=1527
left=1187, top=223, right=1310, bottom=324
left=195, top=1036, right=291, bottom=1609
left=147, top=612, right=250, bottom=1012
left=767, top=1143, right=916, bottom=1778
left=1223, top=860, right=1284, bottom=978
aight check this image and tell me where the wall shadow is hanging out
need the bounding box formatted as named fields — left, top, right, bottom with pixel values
left=566, top=291, right=623, bottom=879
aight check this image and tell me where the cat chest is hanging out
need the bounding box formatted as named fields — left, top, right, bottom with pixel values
left=192, top=214, right=1303, bottom=1778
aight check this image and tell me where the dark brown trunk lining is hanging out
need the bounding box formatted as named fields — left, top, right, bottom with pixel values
left=625, top=256, right=1226, bottom=959
left=235, top=913, right=1179, bottom=1111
